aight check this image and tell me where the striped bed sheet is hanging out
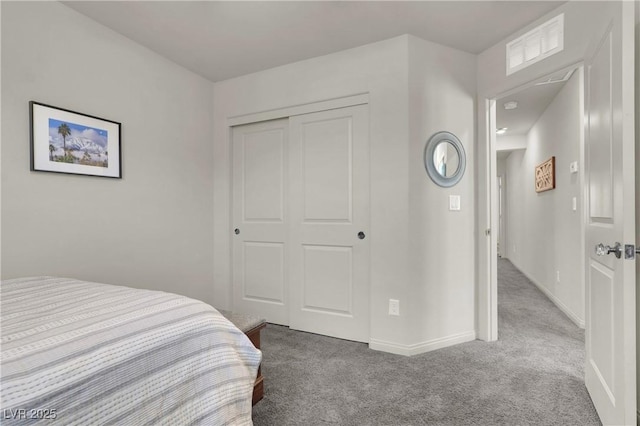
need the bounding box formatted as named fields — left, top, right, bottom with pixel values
left=0, top=277, right=262, bottom=425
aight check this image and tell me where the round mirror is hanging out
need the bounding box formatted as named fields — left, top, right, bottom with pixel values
left=424, top=131, right=466, bottom=187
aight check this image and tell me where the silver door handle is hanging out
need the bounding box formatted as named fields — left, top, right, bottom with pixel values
left=595, top=242, right=622, bottom=259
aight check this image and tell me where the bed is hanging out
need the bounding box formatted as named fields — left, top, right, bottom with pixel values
left=0, top=277, right=262, bottom=425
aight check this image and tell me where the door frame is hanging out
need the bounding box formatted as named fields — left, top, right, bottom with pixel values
left=478, top=62, right=585, bottom=341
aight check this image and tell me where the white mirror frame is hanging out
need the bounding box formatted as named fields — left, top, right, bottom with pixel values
left=424, top=131, right=466, bottom=187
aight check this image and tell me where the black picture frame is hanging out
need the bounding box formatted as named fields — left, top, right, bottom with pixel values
left=30, top=101, right=122, bottom=178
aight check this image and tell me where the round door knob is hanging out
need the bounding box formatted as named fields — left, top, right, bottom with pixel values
left=595, top=242, right=622, bottom=259
left=358, top=231, right=365, bottom=240
left=234, top=228, right=240, bottom=235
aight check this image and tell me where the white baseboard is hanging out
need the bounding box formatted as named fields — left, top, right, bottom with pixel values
left=369, top=330, right=476, bottom=356
left=515, top=267, right=585, bottom=329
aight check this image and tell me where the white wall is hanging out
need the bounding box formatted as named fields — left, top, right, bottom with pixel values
left=496, top=157, right=507, bottom=177
left=497, top=134, right=527, bottom=151
left=496, top=156, right=508, bottom=258
left=1, top=2, right=216, bottom=304
left=213, top=35, right=476, bottom=353
left=213, top=36, right=413, bottom=347
left=504, top=72, right=584, bottom=326
left=407, top=35, right=476, bottom=348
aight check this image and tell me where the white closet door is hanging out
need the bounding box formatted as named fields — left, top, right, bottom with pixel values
left=232, top=119, right=289, bottom=325
left=288, top=105, right=370, bottom=343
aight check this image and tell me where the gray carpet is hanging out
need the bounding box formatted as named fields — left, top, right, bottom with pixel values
left=252, top=258, right=600, bottom=425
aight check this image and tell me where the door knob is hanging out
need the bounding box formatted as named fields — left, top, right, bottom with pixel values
left=234, top=228, right=240, bottom=235
left=357, top=231, right=366, bottom=240
left=595, top=242, right=622, bottom=259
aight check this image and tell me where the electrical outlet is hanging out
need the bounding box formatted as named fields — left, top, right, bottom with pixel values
left=556, top=271, right=561, bottom=283
left=389, top=299, right=400, bottom=316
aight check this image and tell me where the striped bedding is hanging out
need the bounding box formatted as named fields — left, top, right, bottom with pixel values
left=0, top=277, right=262, bottom=425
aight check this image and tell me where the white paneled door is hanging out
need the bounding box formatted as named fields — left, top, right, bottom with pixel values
left=232, top=119, right=289, bottom=325
left=289, top=105, right=370, bottom=342
left=584, top=2, right=636, bottom=424
left=232, top=104, right=370, bottom=342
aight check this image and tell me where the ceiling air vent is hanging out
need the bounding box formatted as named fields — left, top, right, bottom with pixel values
left=506, top=13, right=564, bottom=76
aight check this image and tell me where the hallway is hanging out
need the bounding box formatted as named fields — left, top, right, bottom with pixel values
left=495, top=257, right=599, bottom=424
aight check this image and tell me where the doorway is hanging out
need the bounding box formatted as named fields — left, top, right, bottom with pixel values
left=493, top=66, right=586, bottom=329
left=478, top=4, right=636, bottom=423
left=483, top=6, right=637, bottom=420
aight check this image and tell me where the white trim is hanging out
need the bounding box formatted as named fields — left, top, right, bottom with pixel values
left=577, top=65, right=587, bottom=341
left=477, top=97, right=498, bottom=342
left=369, top=331, right=476, bottom=357
left=489, top=100, right=499, bottom=339
left=227, top=93, right=369, bottom=127
left=514, top=265, right=585, bottom=329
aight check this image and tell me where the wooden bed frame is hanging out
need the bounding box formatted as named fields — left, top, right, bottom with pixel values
left=244, top=322, right=266, bottom=404
left=219, top=310, right=266, bottom=405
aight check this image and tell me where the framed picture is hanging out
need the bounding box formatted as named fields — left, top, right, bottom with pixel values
left=535, top=156, right=555, bottom=193
left=30, top=101, right=121, bottom=178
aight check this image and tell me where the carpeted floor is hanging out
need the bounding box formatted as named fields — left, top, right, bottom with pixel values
left=252, top=258, right=600, bottom=425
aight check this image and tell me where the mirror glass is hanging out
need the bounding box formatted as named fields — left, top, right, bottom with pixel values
left=432, top=141, right=460, bottom=178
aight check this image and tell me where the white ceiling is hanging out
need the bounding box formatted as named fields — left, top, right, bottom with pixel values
left=496, top=67, right=575, bottom=137
left=496, top=83, right=564, bottom=135
left=64, top=1, right=565, bottom=83
left=497, top=150, right=512, bottom=161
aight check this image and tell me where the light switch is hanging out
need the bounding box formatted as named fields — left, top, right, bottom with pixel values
left=569, top=161, right=578, bottom=173
left=449, top=195, right=461, bottom=211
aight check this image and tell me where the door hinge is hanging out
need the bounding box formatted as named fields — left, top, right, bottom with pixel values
left=485, top=228, right=491, bottom=236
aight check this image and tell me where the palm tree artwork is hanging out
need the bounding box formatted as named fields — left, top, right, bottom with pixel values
left=47, top=118, right=111, bottom=168
left=58, top=123, right=71, bottom=154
